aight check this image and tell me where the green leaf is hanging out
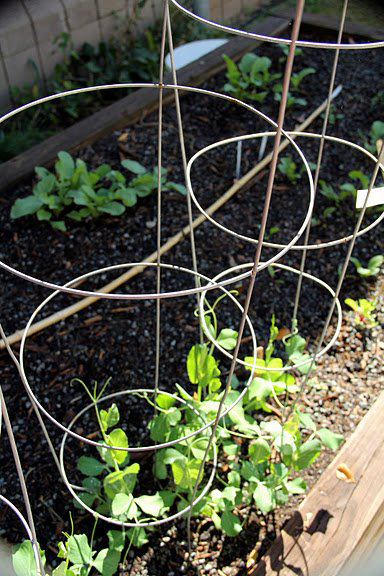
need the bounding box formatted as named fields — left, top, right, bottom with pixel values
left=284, top=333, right=306, bottom=357
left=217, top=328, right=238, bottom=350
left=100, top=428, right=129, bottom=466
left=249, top=438, right=271, bottom=464
left=51, top=220, right=66, bottom=231
left=294, top=439, right=321, bottom=470
left=285, top=477, right=307, bottom=494
left=100, top=403, right=120, bottom=432
left=98, top=201, right=125, bottom=216
left=121, top=159, right=147, bottom=175
left=11, top=196, right=44, bottom=218
left=155, top=394, right=175, bottom=410
left=135, top=492, right=165, bottom=517
left=77, top=456, right=105, bottom=476
left=57, top=151, right=75, bottom=180
left=221, top=510, right=242, bottom=537
left=127, top=527, right=148, bottom=548
left=82, top=476, right=101, bottom=495
left=12, top=541, right=43, bottom=576
left=112, top=492, right=138, bottom=519
left=298, top=411, right=317, bottom=432
left=166, top=182, right=187, bottom=195
left=67, top=534, right=92, bottom=565
left=253, top=482, right=274, bottom=514
left=52, top=562, right=68, bottom=576
left=187, top=344, right=220, bottom=387
left=36, top=208, right=51, bottom=221
left=103, top=463, right=140, bottom=500
left=317, top=429, right=344, bottom=451
left=368, top=255, right=383, bottom=270
left=117, top=187, right=138, bottom=207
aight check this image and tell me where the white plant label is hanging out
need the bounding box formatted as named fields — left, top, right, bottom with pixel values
left=356, top=187, right=384, bottom=209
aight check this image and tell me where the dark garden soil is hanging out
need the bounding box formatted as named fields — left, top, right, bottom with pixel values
left=0, top=26, right=383, bottom=576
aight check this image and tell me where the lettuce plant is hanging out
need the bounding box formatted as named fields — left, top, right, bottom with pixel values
left=10, top=152, right=185, bottom=231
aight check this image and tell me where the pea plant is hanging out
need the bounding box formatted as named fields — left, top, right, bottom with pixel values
left=12, top=303, right=344, bottom=574
left=10, top=152, right=186, bottom=231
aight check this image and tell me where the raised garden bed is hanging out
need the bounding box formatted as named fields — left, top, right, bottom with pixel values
left=0, top=12, right=383, bottom=576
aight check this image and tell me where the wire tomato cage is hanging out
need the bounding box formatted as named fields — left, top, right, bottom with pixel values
left=0, top=0, right=383, bottom=571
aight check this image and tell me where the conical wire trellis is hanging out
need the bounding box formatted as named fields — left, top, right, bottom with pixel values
left=0, top=0, right=383, bottom=572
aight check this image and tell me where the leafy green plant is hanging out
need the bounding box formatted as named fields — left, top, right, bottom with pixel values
left=349, top=254, right=383, bottom=278
left=278, top=156, right=301, bottom=182
left=10, top=152, right=185, bottom=231
left=364, top=120, right=384, bottom=153
left=290, top=67, right=316, bottom=90
left=12, top=521, right=131, bottom=576
left=345, top=298, right=378, bottom=329
left=222, top=53, right=281, bottom=102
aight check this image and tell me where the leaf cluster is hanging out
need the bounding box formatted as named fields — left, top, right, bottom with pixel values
left=345, top=297, right=378, bottom=329
left=10, top=152, right=185, bottom=231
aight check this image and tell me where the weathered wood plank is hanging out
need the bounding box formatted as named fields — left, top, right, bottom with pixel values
left=276, top=8, right=384, bottom=40
left=0, top=16, right=288, bottom=193
left=251, top=391, right=384, bottom=576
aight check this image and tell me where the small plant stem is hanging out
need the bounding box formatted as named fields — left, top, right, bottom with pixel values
left=122, top=528, right=136, bottom=567
left=87, top=517, right=99, bottom=576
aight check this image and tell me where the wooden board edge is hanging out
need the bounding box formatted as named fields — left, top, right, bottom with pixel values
left=275, top=8, right=384, bottom=40
left=0, top=15, right=288, bottom=193
left=250, top=391, right=384, bottom=576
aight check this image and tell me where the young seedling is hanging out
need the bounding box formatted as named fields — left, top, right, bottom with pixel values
left=345, top=298, right=378, bottom=329
left=223, top=52, right=281, bottom=102
left=349, top=254, right=383, bottom=278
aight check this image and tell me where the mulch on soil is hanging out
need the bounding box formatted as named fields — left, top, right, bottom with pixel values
left=0, top=26, right=383, bottom=575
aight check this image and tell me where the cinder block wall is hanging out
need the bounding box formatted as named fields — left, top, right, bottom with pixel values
left=0, top=0, right=162, bottom=112
left=194, top=0, right=263, bottom=23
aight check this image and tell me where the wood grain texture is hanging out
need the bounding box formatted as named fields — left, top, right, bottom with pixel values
left=251, top=391, right=384, bottom=576
left=276, top=8, right=384, bottom=41
left=0, top=16, right=288, bottom=192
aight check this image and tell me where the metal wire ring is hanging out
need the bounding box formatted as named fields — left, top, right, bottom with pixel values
left=60, top=388, right=217, bottom=528
left=186, top=131, right=315, bottom=257
left=1, top=82, right=312, bottom=298
left=169, top=0, right=384, bottom=50
left=0, top=495, right=42, bottom=574
left=199, top=261, right=342, bottom=372
left=19, top=262, right=257, bottom=451
left=187, top=131, right=384, bottom=250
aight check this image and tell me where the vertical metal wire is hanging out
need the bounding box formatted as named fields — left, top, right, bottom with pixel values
left=292, top=0, right=349, bottom=326
left=0, top=386, right=45, bottom=575
left=154, top=2, right=168, bottom=396
left=289, top=139, right=384, bottom=416
left=165, top=0, right=204, bottom=346
left=186, top=0, right=306, bottom=552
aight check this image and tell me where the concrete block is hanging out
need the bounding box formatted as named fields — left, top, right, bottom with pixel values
left=99, top=11, right=127, bottom=41
left=134, top=0, right=156, bottom=34
left=4, top=46, right=42, bottom=90
left=23, top=0, right=67, bottom=46
left=70, top=20, right=101, bottom=51
left=222, top=0, right=242, bottom=21
left=61, top=0, right=98, bottom=31
left=97, top=0, right=126, bottom=18
left=208, top=0, right=223, bottom=22
left=37, top=41, right=65, bottom=81
left=0, top=0, right=35, bottom=57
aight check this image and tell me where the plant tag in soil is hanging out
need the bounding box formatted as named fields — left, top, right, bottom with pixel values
left=356, top=187, right=384, bottom=208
